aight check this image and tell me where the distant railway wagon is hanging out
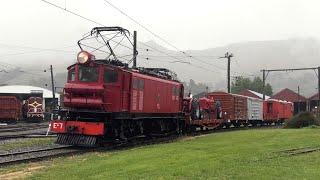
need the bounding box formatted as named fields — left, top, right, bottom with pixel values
left=207, top=92, right=248, bottom=127
left=263, top=99, right=293, bottom=123
left=247, top=96, right=263, bottom=126
left=0, top=96, right=22, bottom=122
left=0, top=95, right=44, bottom=122
left=26, top=97, right=44, bottom=121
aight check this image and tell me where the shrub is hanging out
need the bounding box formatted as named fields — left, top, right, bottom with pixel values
left=285, top=112, right=320, bottom=128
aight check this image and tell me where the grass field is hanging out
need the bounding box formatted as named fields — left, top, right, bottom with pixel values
left=6, top=128, right=320, bottom=179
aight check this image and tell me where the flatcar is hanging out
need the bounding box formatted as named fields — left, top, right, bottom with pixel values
left=183, top=97, right=222, bottom=130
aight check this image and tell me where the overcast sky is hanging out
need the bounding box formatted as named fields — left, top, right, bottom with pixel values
left=1, top=0, right=320, bottom=51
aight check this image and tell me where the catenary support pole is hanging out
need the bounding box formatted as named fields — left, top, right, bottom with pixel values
left=50, top=65, right=56, bottom=108
left=133, top=31, right=137, bottom=68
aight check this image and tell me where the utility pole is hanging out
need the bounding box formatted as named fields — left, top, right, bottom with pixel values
left=262, top=70, right=266, bottom=100
left=219, top=52, right=233, bottom=93
left=132, top=31, right=137, bottom=68
left=318, top=66, right=320, bottom=113
left=50, top=65, right=56, bottom=108
left=297, top=86, right=300, bottom=113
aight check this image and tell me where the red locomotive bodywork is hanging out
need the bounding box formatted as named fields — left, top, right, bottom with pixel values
left=63, top=63, right=183, bottom=114
left=263, top=99, right=293, bottom=122
left=51, top=120, right=104, bottom=136
left=0, top=96, right=22, bottom=122
left=52, top=60, right=184, bottom=145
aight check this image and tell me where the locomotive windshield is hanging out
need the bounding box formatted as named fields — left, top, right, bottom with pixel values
left=79, top=66, right=98, bottom=82
left=68, top=68, right=76, bottom=81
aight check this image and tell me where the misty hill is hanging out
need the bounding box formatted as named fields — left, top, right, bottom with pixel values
left=0, top=38, right=319, bottom=97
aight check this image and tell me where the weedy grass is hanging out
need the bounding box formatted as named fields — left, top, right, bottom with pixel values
left=0, top=137, right=56, bottom=151
left=11, top=128, right=320, bottom=179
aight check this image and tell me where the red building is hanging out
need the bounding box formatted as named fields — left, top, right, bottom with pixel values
left=271, top=88, right=307, bottom=115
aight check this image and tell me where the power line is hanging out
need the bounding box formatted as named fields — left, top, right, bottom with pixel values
left=39, top=0, right=225, bottom=74
left=40, top=0, right=104, bottom=26
left=102, top=0, right=182, bottom=52
left=101, top=0, right=225, bottom=71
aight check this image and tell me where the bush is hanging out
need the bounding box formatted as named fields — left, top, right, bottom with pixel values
left=285, top=112, right=320, bottom=128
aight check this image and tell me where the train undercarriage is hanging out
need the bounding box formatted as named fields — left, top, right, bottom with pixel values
left=52, top=110, right=185, bottom=146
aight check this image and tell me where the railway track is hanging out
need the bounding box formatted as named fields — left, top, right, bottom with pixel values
left=0, top=122, right=51, bottom=141
left=0, top=145, right=81, bottom=167
left=0, top=125, right=49, bottom=134
left=0, top=124, right=282, bottom=167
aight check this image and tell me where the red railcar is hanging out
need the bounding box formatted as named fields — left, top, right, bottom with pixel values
left=52, top=62, right=184, bottom=145
left=0, top=96, right=22, bottom=122
left=207, top=92, right=248, bottom=127
left=263, top=99, right=293, bottom=123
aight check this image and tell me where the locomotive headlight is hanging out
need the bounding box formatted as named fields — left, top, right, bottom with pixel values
left=77, top=51, right=94, bottom=64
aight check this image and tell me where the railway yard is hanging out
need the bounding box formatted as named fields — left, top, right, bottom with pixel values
left=0, top=124, right=320, bottom=179
left=2, top=1, right=320, bottom=179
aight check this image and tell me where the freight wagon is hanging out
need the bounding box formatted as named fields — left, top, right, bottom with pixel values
left=0, top=96, right=22, bottom=122
left=247, top=96, right=263, bottom=126
left=207, top=92, right=248, bottom=128
left=263, top=99, right=293, bottom=124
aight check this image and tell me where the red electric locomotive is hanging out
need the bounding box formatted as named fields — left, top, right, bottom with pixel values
left=51, top=27, right=185, bottom=146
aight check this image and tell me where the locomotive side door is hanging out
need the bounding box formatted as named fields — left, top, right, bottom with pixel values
left=121, top=72, right=130, bottom=111
left=103, top=67, right=121, bottom=112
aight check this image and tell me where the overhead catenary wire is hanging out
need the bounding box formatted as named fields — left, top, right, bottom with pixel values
left=101, top=0, right=227, bottom=71
left=39, top=0, right=225, bottom=74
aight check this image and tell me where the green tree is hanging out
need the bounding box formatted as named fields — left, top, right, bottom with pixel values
left=231, top=76, right=273, bottom=96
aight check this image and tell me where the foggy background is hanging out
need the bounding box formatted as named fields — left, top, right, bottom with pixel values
left=0, top=0, right=319, bottom=97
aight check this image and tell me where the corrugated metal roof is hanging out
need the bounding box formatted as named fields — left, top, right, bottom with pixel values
left=271, top=88, right=307, bottom=102
left=0, top=85, right=60, bottom=99
left=238, top=89, right=270, bottom=99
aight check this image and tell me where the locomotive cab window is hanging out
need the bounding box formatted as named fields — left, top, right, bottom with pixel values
left=68, top=68, right=75, bottom=81
left=132, top=78, right=144, bottom=89
left=133, top=78, right=139, bottom=89
left=79, top=66, right=98, bottom=82
left=172, top=86, right=180, bottom=96
left=104, top=69, right=118, bottom=83
left=138, top=80, right=144, bottom=89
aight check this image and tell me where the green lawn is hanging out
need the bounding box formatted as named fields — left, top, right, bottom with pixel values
left=24, top=128, right=320, bottom=179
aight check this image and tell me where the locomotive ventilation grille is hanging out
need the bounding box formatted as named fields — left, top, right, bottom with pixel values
left=57, top=134, right=97, bottom=146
